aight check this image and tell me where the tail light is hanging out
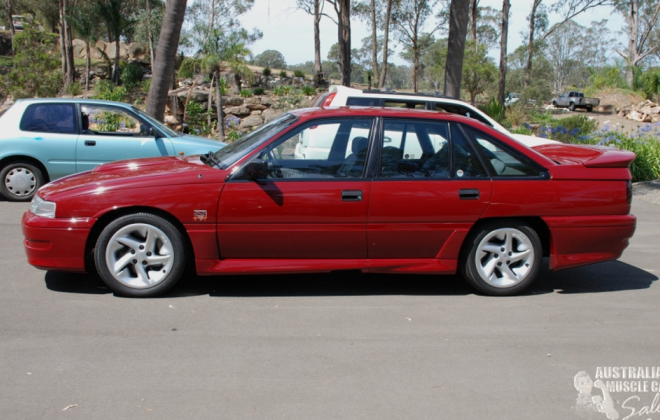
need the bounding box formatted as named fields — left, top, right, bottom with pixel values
left=321, top=92, right=337, bottom=107
left=626, top=180, right=632, bottom=205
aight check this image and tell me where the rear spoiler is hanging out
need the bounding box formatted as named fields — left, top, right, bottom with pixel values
left=532, top=144, right=635, bottom=168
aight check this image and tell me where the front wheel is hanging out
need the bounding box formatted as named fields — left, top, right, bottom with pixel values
left=460, top=220, right=542, bottom=296
left=95, top=213, right=186, bottom=297
left=0, top=161, right=45, bottom=202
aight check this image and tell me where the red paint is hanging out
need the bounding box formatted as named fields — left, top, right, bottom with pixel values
left=21, top=107, right=636, bottom=283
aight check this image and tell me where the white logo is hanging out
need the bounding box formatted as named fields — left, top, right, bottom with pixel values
left=574, top=371, right=619, bottom=419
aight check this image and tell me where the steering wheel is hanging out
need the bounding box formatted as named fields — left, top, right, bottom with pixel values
left=265, top=149, right=283, bottom=178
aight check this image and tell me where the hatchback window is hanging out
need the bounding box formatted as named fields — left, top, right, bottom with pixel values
left=463, top=126, right=541, bottom=177
left=379, top=120, right=450, bottom=178
left=451, top=124, right=488, bottom=178
left=81, top=105, right=145, bottom=136
left=255, top=118, right=374, bottom=179
left=20, top=103, right=77, bottom=134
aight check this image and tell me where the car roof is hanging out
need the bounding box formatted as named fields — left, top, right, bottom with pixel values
left=16, top=98, right=135, bottom=109
left=329, top=85, right=469, bottom=106
left=289, top=106, right=480, bottom=124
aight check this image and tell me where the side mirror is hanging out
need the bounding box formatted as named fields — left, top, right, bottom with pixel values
left=245, top=159, right=268, bottom=180
left=141, top=124, right=158, bottom=138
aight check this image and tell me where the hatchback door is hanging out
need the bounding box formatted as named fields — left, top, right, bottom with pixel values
left=367, top=119, right=492, bottom=261
left=217, top=117, right=375, bottom=260
left=76, top=104, right=174, bottom=172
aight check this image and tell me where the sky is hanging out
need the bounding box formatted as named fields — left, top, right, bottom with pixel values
left=238, top=0, right=626, bottom=67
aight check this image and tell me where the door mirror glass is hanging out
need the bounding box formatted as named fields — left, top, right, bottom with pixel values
left=245, top=159, right=268, bottom=179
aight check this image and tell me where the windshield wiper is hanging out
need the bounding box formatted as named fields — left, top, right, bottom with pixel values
left=200, top=150, right=220, bottom=167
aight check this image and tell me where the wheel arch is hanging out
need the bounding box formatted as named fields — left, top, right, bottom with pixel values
left=84, top=206, right=197, bottom=274
left=462, top=216, right=551, bottom=258
left=0, top=155, right=50, bottom=182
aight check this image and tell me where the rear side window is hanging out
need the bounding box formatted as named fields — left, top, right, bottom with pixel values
left=20, top=103, right=77, bottom=134
left=347, top=97, right=382, bottom=106
left=434, top=104, right=493, bottom=127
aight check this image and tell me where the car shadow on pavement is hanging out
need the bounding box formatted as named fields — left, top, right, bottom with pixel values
left=44, top=260, right=657, bottom=298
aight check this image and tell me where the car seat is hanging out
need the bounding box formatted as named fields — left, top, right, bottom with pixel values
left=336, top=136, right=369, bottom=177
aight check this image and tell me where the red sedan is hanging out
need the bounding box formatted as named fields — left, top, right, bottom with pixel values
left=22, top=107, right=636, bottom=297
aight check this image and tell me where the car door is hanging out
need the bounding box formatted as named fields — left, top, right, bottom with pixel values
left=18, top=102, right=79, bottom=180
left=217, top=117, right=375, bottom=260
left=367, top=119, right=492, bottom=261
left=76, top=104, right=174, bottom=172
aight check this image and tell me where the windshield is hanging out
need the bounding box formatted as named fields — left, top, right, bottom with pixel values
left=132, top=107, right=181, bottom=138
left=212, top=113, right=298, bottom=169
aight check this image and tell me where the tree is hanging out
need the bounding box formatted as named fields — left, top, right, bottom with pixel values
left=146, top=0, right=188, bottom=121
left=96, top=0, right=133, bottom=84
left=326, top=0, right=351, bottom=86
left=296, top=0, right=327, bottom=86
left=134, top=0, right=165, bottom=71
left=253, top=49, right=287, bottom=69
left=420, top=37, right=447, bottom=90
left=444, top=0, right=469, bottom=98
left=67, top=3, right=99, bottom=92
left=185, top=0, right=255, bottom=52
left=58, top=0, right=75, bottom=86
left=497, top=0, right=510, bottom=107
left=6, top=0, right=15, bottom=51
left=462, top=40, right=497, bottom=104
left=392, top=0, right=444, bottom=93
left=544, top=20, right=585, bottom=94
left=614, top=0, right=660, bottom=87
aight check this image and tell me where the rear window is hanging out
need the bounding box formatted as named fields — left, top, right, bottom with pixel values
left=20, top=103, right=77, bottom=134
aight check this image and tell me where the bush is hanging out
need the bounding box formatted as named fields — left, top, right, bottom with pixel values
left=64, top=82, right=82, bottom=96
left=301, top=85, right=315, bottom=96
left=262, top=67, right=271, bottom=77
left=537, top=115, right=599, bottom=143
left=293, top=70, right=305, bottom=78
left=239, top=89, right=253, bottom=98
left=272, top=86, right=285, bottom=96
left=254, top=87, right=265, bottom=95
left=143, top=78, right=151, bottom=93
left=121, top=62, right=143, bottom=89
left=185, top=101, right=213, bottom=136
left=478, top=97, right=505, bottom=123
left=279, top=70, right=288, bottom=78
left=92, top=80, right=126, bottom=102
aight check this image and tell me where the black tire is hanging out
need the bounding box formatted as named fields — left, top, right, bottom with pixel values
left=568, top=102, right=576, bottom=112
left=0, top=161, right=45, bottom=202
left=586, top=105, right=593, bottom=112
left=460, top=220, right=542, bottom=296
left=552, top=101, right=557, bottom=107
left=95, top=213, right=186, bottom=297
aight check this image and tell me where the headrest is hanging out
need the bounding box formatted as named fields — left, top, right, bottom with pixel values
left=351, top=136, right=368, bottom=154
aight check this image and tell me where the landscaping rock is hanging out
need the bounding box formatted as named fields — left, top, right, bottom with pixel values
left=222, top=97, right=244, bottom=106
left=225, top=106, right=250, bottom=116
left=246, top=104, right=267, bottom=111
left=239, top=115, right=263, bottom=129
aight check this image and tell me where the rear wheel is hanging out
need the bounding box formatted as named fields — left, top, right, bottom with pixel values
left=586, top=105, right=593, bottom=112
left=0, top=161, right=45, bottom=202
left=460, top=220, right=542, bottom=296
left=95, top=213, right=186, bottom=297
left=568, top=102, right=576, bottom=112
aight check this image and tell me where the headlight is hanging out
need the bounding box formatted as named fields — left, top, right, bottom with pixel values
left=30, top=195, right=56, bottom=218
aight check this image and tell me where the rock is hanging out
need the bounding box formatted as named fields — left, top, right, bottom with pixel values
left=260, top=97, right=273, bottom=106
left=92, top=66, right=109, bottom=79
left=179, top=78, right=193, bottom=87
left=165, top=114, right=182, bottom=125
left=262, top=108, right=283, bottom=122
left=167, top=95, right=184, bottom=115
left=245, top=97, right=260, bottom=105
left=247, top=104, right=267, bottom=111
left=626, top=110, right=645, bottom=122
left=239, top=115, right=263, bottom=129
left=72, top=39, right=86, bottom=58
left=127, top=42, right=145, bottom=60
left=225, top=106, right=250, bottom=116
left=91, top=40, right=107, bottom=60
left=222, top=97, right=244, bottom=106
left=251, top=110, right=262, bottom=115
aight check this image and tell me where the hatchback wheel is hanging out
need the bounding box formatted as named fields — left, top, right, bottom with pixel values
left=1, top=161, right=44, bottom=202
left=95, top=213, right=186, bottom=297
left=460, top=220, right=542, bottom=296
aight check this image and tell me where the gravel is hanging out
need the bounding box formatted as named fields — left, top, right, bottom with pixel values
left=633, top=180, right=660, bottom=205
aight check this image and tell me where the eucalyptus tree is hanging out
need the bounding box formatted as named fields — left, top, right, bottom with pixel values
left=325, top=0, right=352, bottom=86
left=67, top=3, right=100, bottom=91
left=497, top=0, right=509, bottom=107
left=614, top=0, right=660, bottom=87
left=133, top=0, right=164, bottom=70
left=296, top=0, right=328, bottom=86
left=353, top=0, right=394, bottom=88
left=444, top=0, right=469, bottom=98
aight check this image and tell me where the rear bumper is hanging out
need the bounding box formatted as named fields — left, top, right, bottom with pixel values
left=22, top=211, right=95, bottom=272
left=543, top=214, right=636, bottom=270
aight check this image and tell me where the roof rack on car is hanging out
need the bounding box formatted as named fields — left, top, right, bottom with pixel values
left=361, top=88, right=456, bottom=100
left=362, top=88, right=397, bottom=93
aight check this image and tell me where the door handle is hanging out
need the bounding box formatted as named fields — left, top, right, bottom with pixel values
left=459, top=189, right=479, bottom=200
left=84, top=140, right=96, bottom=146
left=341, top=190, right=363, bottom=202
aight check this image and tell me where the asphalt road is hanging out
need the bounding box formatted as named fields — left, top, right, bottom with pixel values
left=1, top=197, right=658, bottom=420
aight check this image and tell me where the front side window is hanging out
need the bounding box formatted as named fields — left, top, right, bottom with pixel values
left=81, top=105, right=145, bottom=136
left=463, top=126, right=541, bottom=177
left=20, top=103, right=77, bottom=134
left=253, top=118, right=374, bottom=179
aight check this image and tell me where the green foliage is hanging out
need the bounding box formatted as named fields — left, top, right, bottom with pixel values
left=641, top=69, right=660, bottom=103
left=143, top=78, right=151, bottom=94
left=121, top=62, right=143, bottom=89
left=64, top=83, right=82, bottom=96
left=262, top=67, right=271, bottom=77
left=461, top=41, right=497, bottom=104
left=301, top=85, right=316, bottom=96
left=510, top=126, right=533, bottom=135
left=272, top=86, right=285, bottom=96
left=293, top=70, right=305, bottom=78
left=478, top=97, right=505, bottom=123
left=185, top=101, right=214, bottom=137
left=253, top=50, right=287, bottom=69
left=92, top=80, right=127, bottom=102
left=587, top=66, right=628, bottom=93
left=225, top=130, right=243, bottom=142
left=253, top=87, right=265, bottom=95
left=279, top=70, right=288, bottom=78
left=536, top=116, right=599, bottom=143
left=0, top=25, right=62, bottom=99
left=239, top=89, right=253, bottom=98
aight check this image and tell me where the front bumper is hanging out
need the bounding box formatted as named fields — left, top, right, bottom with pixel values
left=22, top=211, right=96, bottom=272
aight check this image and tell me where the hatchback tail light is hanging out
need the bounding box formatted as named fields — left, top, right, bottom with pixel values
left=626, top=180, right=632, bottom=204
left=321, top=92, right=337, bottom=107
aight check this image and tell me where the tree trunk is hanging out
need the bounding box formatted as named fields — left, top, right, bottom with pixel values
left=58, top=0, right=67, bottom=83
left=215, top=70, right=224, bottom=140
left=146, top=0, right=155, bottom=71
left=114, top=38, right=120, bottom=84
left=370, top=0, right=379, bottom=82
left=146, top=0, right=188, bottom=121
left=6, top=0, right=14, bottom=54
left=207, top=71, right=214, bottom=128
left=337, top=0, right=351, bottom=87
left=413, top=41, right=419, bottom=93
left=524, top=0, right=541, bottom=89
left=470, top=0, right=477, bottom=42
left=626, top=0, right=638, bottom=88
left=444, top=0, right=470, bottom=98
left=378, top=0, right=392, bottom=88
left=497, top=0, right=510, bottom=107
left=314, top=0, right=323, bottom=86
left=86, top=41, right=91, bottom=92
left=61, top=0, right=75, bottom=85
left=67, top=23, right=75, bottom=83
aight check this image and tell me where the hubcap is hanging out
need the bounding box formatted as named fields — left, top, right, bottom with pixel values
left=105, top=223, right=175, bottom=289
left=5, top=167, right=36, bottom=197
left=475, top=228, right=534, bottom=288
